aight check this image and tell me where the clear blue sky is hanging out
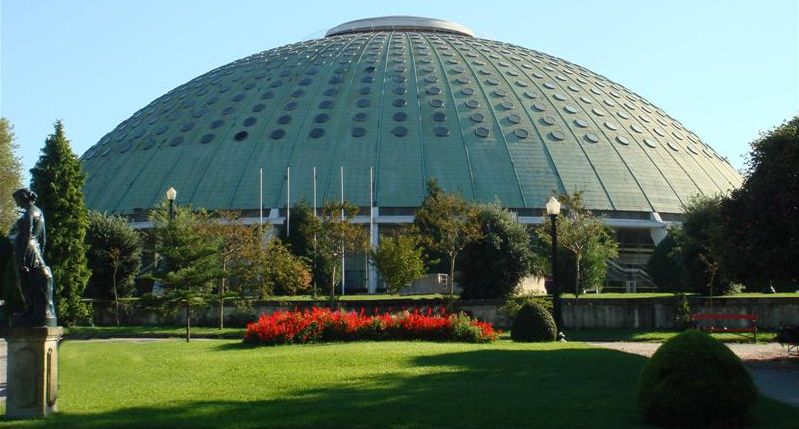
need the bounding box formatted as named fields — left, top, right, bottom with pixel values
left=2, top=0, right=797, bottom=183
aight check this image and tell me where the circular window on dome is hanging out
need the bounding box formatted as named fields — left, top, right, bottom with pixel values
left=309, top=128, right=325, bottom=139
left=360, top=87, right=372, bottom=95
left=567, top=85, right=580, bottom=92
left=667, top=141, right=680, bottom=151
left=687, top=145, right=700, bottom=155
left=592, top=108, right=605, bottom=117
left=156, top=124, right=169, bottom=135
left=550, top=131, right=565, bottom=141
left=427, top=87, right=441, bottom=95
left=433, top=112, right=446, bottom=122
left=603, top=99, right=616, bottom=107
left=630, top=124, right=644, bottom=133
left=361, top=76, right=375, bottom=84
left=434, top=126, right=450, bottom=137
left=200, top=134, right=215, bottom=144
left=329, top=76, right=343, bottom=85
left=456, top=77, right=470, bottom=84
left=643, top=138, right=657, bottom=148
left=654, top=128, right=666, bottom=137
left=563, top=105, right=578, bottom=114
left=357, top=99, right=371, bottom=108
left=485, top=79, right=499, bottom=86
left=465, top=100, right=480, bottom=109
left=393, top=112, right=407, bottom=122
left=291, top=90, right=305, bottom=98
left=430, top=99, right=444, bottom=108
left=584, top=133, right=599, bottom=143
left=470, top=112, right=485, bottom=123
left=278, top=115, right=292, bottom=125
left=232, top=93, right=245, bottom=102
left=234, top=131, right=248, bottom=142
left=475, top=127, right=490, bottom=138
left=553, top=93, right=566, bottom=101
left=252, top=104, right=266, bottom=113
left=243, top=82, right=256, bottom=90
left=579, top=96, right=592, bottom=104
left=615, top=136, right=630, bottom=145
left=524, top=91, right=538, bottom=99
left=462, top=88, right=475, bottom=96
left=532, top=103, right=546, bottom=112
left=500, top=101, right=515, bottom=110
left=515, top=80, right=528, bottom=87
left=507, top=114, right=522, bottom=124
left=170, top=136, right=184, bottom=147
left=261, top=91, right=274, bottom=100
left=141, top=137, right=156, bottom=150
left=543, top=82, right=556, bottom=90
left=181, top=122, right=195, bottom=132
left=392, top=126, right=408, bottom=137
left=269, top=81, right=283, bottom=88
left=353, top=112, right=368, bottom=122
left=425, top=76, right=438, bottom=83
left=494, top=89, right=507, bottom=97
left=394, top=75, right=407, bottom=83
left=243, top=117, right=257, bottom=127
left=541, top=116, right=557, bottom=126
left=270, top=129, right=285, bottom=140
left=324, top=89, right=339, bottom=98
left=352, top=127, right=367, bottom=138
left=604, top=122, right=618, bottom=130
left=314, top=113, right=329, bottom=123
left=392, top=98, right=407, bottom=108
left=319, top=100, right=333, bottom=109
left=284, top=101, right=298, bottom=111
left=118, top=141, right=132, bottom=153
left=393, top=86, right=407, bottom=95
left=299, top=78, right=313, bottom=86
left=514, top=129, right=529, bottom=139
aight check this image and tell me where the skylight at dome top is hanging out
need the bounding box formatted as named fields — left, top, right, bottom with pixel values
left=80, top=16, right=742, bottom=218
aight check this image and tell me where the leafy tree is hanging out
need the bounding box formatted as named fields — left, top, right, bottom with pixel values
left=147, top=202, right=220, bottom=341
left=647, top=228, right=689, bottom=293
left=721, top=116, right=799, bottom=291
left=198, top=211, right=256, bottom=329
left=371, top=231, right=426, bottom=293
left=241, top=238, right=312, bottom=298
left=414, top=179, right=481, bottom=298
left=299, top=201, right=368, bottom=300
left=459, top=204, right=537, bottom=299
left=536, top=192, right=618, bottom=298
left=0, top=118, right=23, bottom=232
left=279, top=199, right=333, bottom=296
left=30, top=121, right=91, bottom=325
left=681, top=195, right=734, bottom=296
left=86, top=211, right=143, bottom=326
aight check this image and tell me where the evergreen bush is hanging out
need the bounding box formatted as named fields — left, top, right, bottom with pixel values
left=638, top=330, right=757, bottom=428
left=510, top=302, right=556, bottom=342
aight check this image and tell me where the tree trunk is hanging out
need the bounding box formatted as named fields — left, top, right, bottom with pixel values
left=112, top=265, right=120, bottom=327
left=185, top=299, right=191, bottom=343
left=219, top=259, right=226, bottom=330
left=330, top=262, right=337, bottom=304
left=574, top=254, right=581, bottom=298
left=449, top=255, right=456, bottom=300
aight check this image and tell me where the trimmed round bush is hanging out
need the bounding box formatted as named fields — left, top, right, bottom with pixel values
left=638, top=330, right=758, bottom=428
left=510, top=302, right=556, bottom=342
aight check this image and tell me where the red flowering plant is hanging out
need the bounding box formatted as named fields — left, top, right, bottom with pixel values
left=243, top=306, right=499, bottom=345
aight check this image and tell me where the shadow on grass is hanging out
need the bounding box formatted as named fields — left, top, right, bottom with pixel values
left=2, top=347, right=794, bottom=429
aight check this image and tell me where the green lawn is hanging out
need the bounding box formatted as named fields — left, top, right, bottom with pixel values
left=1, top=340, right=794, bottom=429
left=564, top=329, right=777, bottom=343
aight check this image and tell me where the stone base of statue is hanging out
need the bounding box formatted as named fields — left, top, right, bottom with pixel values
left=5, top=326, right=63, bottom=419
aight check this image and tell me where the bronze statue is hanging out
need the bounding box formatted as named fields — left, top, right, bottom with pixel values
left=8, top=188, right=57, bottom=327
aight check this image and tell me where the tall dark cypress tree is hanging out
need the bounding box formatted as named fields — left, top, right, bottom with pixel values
left=30, top=121, right=91, bottom=325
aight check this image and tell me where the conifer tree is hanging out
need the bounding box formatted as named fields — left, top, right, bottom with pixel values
left=30, top=121, right=91, bottom=325
left=0, top=118, right=23, bottom=232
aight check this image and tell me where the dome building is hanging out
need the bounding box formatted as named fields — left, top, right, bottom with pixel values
left=80, top=16, right=742, bottom=292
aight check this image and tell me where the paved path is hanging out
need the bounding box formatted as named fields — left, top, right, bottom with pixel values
left=590, top=341, right=799, bottom=407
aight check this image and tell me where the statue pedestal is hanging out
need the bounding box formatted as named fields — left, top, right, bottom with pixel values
left=5, top=326, right=63, bottom=419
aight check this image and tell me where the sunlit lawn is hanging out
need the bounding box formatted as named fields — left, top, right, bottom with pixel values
left=0, top=339, right=795, bottom=429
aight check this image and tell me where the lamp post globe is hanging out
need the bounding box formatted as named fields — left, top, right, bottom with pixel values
left=166, top=187, right=177, bottom=220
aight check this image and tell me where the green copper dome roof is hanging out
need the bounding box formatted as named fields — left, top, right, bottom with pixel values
left=81, top=17, right=742, bottom=216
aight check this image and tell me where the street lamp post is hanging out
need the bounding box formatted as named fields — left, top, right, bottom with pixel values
left=166, top=187, right=177, bottom=220
left=545, top=196, right=564, bottom=339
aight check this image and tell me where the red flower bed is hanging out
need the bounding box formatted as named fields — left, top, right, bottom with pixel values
left=244, top=307, right=499, bottom=345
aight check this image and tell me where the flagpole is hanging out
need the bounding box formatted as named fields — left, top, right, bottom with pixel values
left=340, top=166, right=345, bottom=296
left=368, top=165, right=374, bottom=294
left=259, top=168, right=263, bottom=232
